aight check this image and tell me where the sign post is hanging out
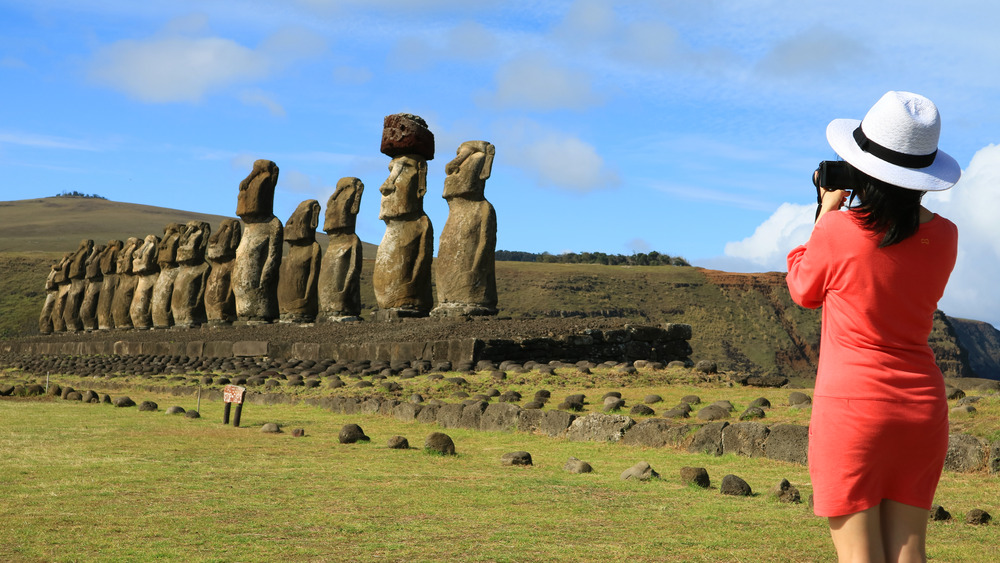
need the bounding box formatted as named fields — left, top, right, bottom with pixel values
left=222, top=385, right=247, bottom=427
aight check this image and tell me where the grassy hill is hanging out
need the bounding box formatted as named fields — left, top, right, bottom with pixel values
left=3, top=197, right=998, bottom=380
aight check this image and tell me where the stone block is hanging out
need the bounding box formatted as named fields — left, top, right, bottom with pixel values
left=233, top=341, right=269, bottom=357
left=763, top=424, right=809, bottom=465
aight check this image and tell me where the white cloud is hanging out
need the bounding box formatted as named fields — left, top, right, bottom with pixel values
left=483, top=53, right=602, bottom=111
left=499, top=120, right=619, bottom=192
left=926, top=144, right=1000, bottom=327
left=87, top=17, right=324, bottom=104
left=0, top=131, right=100, bottom=151
left=722, top=202, right=815, bottom=269
left=720, top=144, right=1000, bottom=327
left=280, top=169, right=329, bottom=196
left=755, top=25, right=870, bottom=79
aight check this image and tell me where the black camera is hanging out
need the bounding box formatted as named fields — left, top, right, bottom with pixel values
left=814, top=160, right=853, bottom=190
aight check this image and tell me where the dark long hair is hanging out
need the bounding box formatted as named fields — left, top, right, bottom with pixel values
left=846, top=164, right=926, bottom=247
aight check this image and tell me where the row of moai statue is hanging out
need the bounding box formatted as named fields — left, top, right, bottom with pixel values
left=39, top=113, right=497, bottom=333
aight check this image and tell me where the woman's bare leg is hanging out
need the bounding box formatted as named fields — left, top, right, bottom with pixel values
left=829, top=504, right=885, bottom=563
left=880, top=500, right=929, bottom=563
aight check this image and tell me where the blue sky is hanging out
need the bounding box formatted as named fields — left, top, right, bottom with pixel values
left=3, top=0, right=1000, bottom=327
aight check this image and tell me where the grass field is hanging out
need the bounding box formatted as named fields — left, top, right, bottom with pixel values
left=2, top=370, right=998, bottom=562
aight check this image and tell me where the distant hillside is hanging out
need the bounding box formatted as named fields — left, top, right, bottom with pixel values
left=2, top=197, right=997, bottom=381
left=0, top=197, right=378, bottom=258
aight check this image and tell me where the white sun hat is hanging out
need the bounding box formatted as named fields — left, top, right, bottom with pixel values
left=826, top=91, right=961, bottom=191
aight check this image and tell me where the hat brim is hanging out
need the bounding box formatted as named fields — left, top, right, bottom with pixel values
left=827, top=118, right=961, bottom=191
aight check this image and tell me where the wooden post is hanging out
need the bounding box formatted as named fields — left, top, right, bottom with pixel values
left=222, top=385, right=247, bottom=427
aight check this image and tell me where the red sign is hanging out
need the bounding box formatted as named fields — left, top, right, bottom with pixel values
left=223, top=385, right=246, bottom=404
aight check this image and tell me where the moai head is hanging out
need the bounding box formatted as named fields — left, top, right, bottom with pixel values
left=69, top=239, right=95, bottom=279
left=117, top=237, right=141, bottom=275
left=443, top=141, right=495, bottom=200
left=177, top=221, right=211, bottom=265
left=46, top=260, right=62, bottom=290
left=157, top=223, right=184, bottom=267
left=206, top=218, right=242, bottom=262
left=324, top=177, right=364, bottom=234
left=236, top=159, right=279, bottom=220
left=132, top=235, right=161, bottom=275
left=54, top=253, right=72, bottom=284
left=100, top=240, right=124, bottom=275
left=285, top=200, right=321, bottom=244
left=85, top=244, right=106, bottom=280
left=379, top=155, right=427, bottom=220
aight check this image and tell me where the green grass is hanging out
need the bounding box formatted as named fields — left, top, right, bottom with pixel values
left=2, top=370, right=998, bottom=562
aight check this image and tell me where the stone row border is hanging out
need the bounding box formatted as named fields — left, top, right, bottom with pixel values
left=1, top=324, right=695, bottom=366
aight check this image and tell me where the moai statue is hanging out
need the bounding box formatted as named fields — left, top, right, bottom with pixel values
left=278, top=199, right=322, bottom=323
left=129, top=234, right=160, bottom=329
left=97, top=240, right=123, bottom=331
left=51, top=253, right=72, bottom=332
left=432, top=141, right=498, bottom=317
left=151, top=223, right=184, bottom=329
left=233, top=159, right=283, bottom=324
left=373, top=113, right=435, bottom=319
left=39, top=260, right=62, bottom=334
left=172, top=220, right=212, bottom=328
left=63, top=239, right=94, bottom=332
left=205, top=218, right=242, bottom=326
left=111, top=237, right=142, bottom=329
left=319, top=177, right=365, bottom=322
left=79, top=243, right=106, bottom=331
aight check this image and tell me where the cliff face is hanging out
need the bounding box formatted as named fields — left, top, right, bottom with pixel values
left=702, top=270, right=990, bottom=380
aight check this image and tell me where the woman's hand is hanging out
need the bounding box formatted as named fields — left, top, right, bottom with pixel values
left=815, top=188, right=850, bottom=224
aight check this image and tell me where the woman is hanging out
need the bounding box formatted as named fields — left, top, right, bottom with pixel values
left=786, top=91, right=961, bottom=562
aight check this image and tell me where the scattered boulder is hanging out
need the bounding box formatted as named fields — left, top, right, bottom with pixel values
left=261, top=423, right=282, bottom=433
left=694, top=361, right=717, bottom=374
left=748, top=397, right=771, bottom=409
left=680, top=467, right=710, bottom=488
left=945, top=386, right=965, bottom=400
left=696, top=404, right=730, bottom=421
left=138, top=401, right=158, bottom=412
left=564, top=457, right=592, bottom=474
left=338, top=424, right=369, bottom=444
left=990, top=441, right=1000, bottom=474
left=620, top=461, right=660, bottom=481
left=965, top=509, right=992, bottom=525
left=113, top=397, right=136, bottom=408
left=501, top=451, right=533, bottom=466
left=387, top=436, right=410, bottom=449
left=424, top=432, right=456, bottom=455
left=945, top=433, right=987, bottom=472
left=66, top=392, right=83, bottom=401
left=185, top=410, right=200, bottom=419
left=950, top=405, right=976, bottom=415
left=603, top=397, right=626, bottom=412
left=681, top=394, right=701, bottom=405
left=788, top=392, right=812, bottom=407
left=643, top=394, right=662, bottom=404
left=720, top=474, right=752, bottom=496
left=629, top=404, right=655, bottom=416
left=929, top=504, right=951, bottom=521
left=165, top=406, right=186, bottom=415
left=739, top=407, right=766, bottom=420
left=292, top=428, right=305, bottom=437
left=769, top=479, right=801, bottom=503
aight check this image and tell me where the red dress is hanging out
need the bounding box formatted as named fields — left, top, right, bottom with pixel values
left=786, top=210, right=957, bottom=517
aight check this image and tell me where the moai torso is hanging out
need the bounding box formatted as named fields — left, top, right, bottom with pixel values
left=172, top=221, right=212, bottom=328
left=278, top=199, right=322, bottom=323
left=111, top=237, right=142, bottom=329
left=97, top=240, right=123, bottom=330
left=39, top=260, right=61, bottom=334
left=319, top=177, right=364, bottom=321
left=129, top=234, right=160, bottom=329
left=63, top=239, right=94, bottom=331
left=233, top=159, right=283, bottom=323
left=52, top=254, right=72, bottom=332
left=80, top=243, right=106, bottom=331
left=151, top=223, right=183, bottom=328
left=205, top=219, right=242, bottom=326
left=373, top=114, right=435, bottom=318
left=433, top=141, right=498, bottom=316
